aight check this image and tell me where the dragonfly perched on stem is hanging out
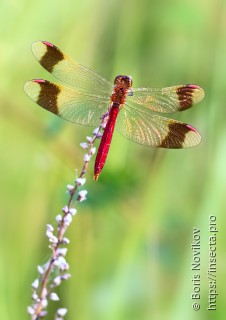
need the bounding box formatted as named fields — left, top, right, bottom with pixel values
left=24, top=41, right=204, bottom=180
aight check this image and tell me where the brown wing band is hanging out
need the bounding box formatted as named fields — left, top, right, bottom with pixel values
left=159, top=122, right=191, bottom=148
left=177, top=85, right=196, bottom=111
left=36, top=80, right=60, bottom=115
left=40, top=43, right=64, bottom=73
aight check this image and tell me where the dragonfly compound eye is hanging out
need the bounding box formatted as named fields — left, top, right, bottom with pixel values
left=114, top=75, right=133, bottom=89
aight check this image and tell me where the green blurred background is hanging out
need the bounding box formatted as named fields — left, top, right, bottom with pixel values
left=0, top=0, right=225, bottom=319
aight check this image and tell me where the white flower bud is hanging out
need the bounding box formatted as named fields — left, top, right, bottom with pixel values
left=53, top=276, right=61, bottom=286
left=56, top=248, right=68, bottom=256
left=69, top=208, right=77, bottom=216
left=46, top=224, right=54, bottom=232
left=32, top=279, right=39, bottom=289
left=62, top=206, right=68, bottom=213
left=27, top=306, right=35, bottom=315
left=37, top=265, right=44, bottom=274
left=84, top=154, right=91, bottom=162
left=93, top=127, right=100, bottom=135
left=56, top=214, right=62, bottom=222
left=86, top=136, right=93, bottom=142
left=40, top=310, right=48, bottom=317
left=77, top=190, right=88, bottom=202
left=61, top=273, right=71, bottom=280
left=62, top=237, right=70, bottom=244
left=90, top=147, right=96, bottom=155
left=49, top=235, right=58, bottom=244
left=80, top=142, right=89, bottom=149
left=63, top=214, right=72, bottom=226
left=41, top=298, right=48, bottom=308
left=57, top=308, right=68, bottom=316
left=76, top=178, right=86, bottom=186
left=67, top=184, right=74, bottom=191
left=50, top=292, right=60, bottom=301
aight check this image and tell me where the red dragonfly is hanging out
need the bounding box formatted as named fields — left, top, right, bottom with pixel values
left=24, top=41, right=204, bottom=180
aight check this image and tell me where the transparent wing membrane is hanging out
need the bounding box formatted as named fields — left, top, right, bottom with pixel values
left=24, top=80, right=110, bottom=126
left=130, top=85, right=204, bottom=113
left=32, top=41, right=113, bottom=95
left=116, top=103, right=201, bottom=148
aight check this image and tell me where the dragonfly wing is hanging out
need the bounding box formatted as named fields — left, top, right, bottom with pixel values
left=116, top=102, right=201, bottom=148
left=130, top=85, right=204, bottom=113
left=24, top=79, right=110, bottom=126
left=31, top=41, right=113, bottom=95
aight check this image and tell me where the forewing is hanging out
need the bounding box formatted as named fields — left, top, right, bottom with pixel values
left=130, top=85, right=204, bottom=113
left=31, top=41, right=113, bottom=95
left=24, top=79, right=110, bottom=126
left=116, top=103, right=201, bottom=148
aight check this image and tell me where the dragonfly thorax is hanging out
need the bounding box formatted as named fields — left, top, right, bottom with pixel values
left=111, top=75, right=133, bottom=105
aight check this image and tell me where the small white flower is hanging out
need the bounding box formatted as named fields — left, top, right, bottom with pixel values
left=42, top=288, right=48, bottom=298
left=95, top=131, right=103, bottom=138
left=37, top=265, right=44, bottom=274
left=61, top=273, right=71, bottom=280
left=53, top=276, right=61, bottom=286
left=67, top=184, right=74, bottom=191
left=32, top=279, right=39, bottom=289
left=62, top=206, right=69, bottom=213
left=84, top=154, right=91, bottom=162
left=86, top=136, right=93, bottom=142
left=46, top=230, right=54, bottom=239
left=80, top=142, right=89, bottom=149
left=62, top=262, right=69, bottom=271
left=62, top=237, right=70, bottom=244
left=56, top=214, right=62, bottom=222
left=90, top=147, right=96, bottom=155
left=40, top=310, right=48, bottom=317
left=49, top=235, right=58, bottom=244
left=57, top=308, right=68, bottom=316
left=77, top=190, right=88, bottom=202
left=43, top=261, right=50, bottom=270
left=54, top=257, right=69, bottom=271
left=54, top=256, right=66, bottom=267
left=27, top=306, right=35, bottom=315
left=50, top=292, right=59, bottom=301
left=41, top=298, right=48, bottom=308
left=93, top=127, right=100, bottom=135
left=56, top=248, right=68, bottom=256
left=101, top=122, right=107, bottom=128
left=69, top=208, right=77, bottom=216
left=64, top=214, right=72, bottom=226
left=46, top=224, right=54, bottom=232
left=76, top=177, right=86, bottom=186
left=32, top=292, right=39, bottom=301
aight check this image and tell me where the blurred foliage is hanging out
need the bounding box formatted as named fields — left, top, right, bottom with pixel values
left=0, top=0, right=226, bottom=319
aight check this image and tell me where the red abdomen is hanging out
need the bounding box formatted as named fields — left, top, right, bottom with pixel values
left=94, top=104, right=119, bottom=180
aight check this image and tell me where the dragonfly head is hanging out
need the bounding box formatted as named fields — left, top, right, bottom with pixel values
left=114, top=75, right=133, bottom=89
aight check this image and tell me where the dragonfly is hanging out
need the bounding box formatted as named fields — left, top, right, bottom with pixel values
left=24, top=41, right=204, bottom=180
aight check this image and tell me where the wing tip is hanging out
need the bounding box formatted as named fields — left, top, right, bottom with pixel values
left=158, top=121, right=201, bottom=149
left=33, top=79, right=46, bottom=83
left=24, top=79, right=42, bottom=103
left=189, top=84, right=205, bottom=103
left=183, top=123, right=202, bottom=147
left=41, top=41, right=54, bottom=47
left=32, top=40, right=54, bottom=48
left=31, top=41, right=57, bottom=61
left=177, top=84, right=205, bottom=111
left=24, top=79, right=46, bottom=89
